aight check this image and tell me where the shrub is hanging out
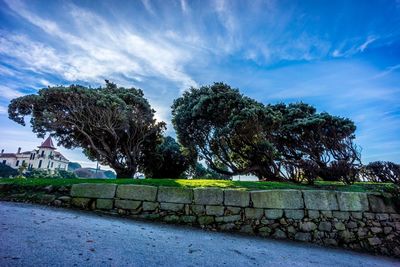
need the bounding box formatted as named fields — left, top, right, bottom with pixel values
left=365, top=161, right=400, bottom=185
left=0, top=163, right=18, bottom=178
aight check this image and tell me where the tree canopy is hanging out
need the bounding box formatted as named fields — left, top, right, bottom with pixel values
left=172, top=82, right=361, bottom=183
left=8, top=81, right=165, bottom=178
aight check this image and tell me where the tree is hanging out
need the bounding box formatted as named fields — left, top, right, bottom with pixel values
left=142, top=136, right=196, bottom=178
left=172, top=83, right=361, bottom=183
left=68, top=162, right=82, bottom=171
left=271, top=103, right=361, bottom=183
left=8, top=81, right=165, bottom=178
left=365, top=161, right=400, bottom=185
left=18, top=162, right=28, bottom=176
left=172, top=83, right=281, bottom=180
left=0, top=163, right=18, bottom=178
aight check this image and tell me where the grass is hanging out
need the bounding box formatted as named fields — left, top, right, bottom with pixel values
left=0, top=178, right=395, bottom=193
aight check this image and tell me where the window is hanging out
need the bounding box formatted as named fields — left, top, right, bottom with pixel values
left=32, top=154, right=35, bottom=160
left=51, top=162, right=54, bottom=168
left=16, top=160, right=19, bottom=166
left=41, top=151, right=44, bottom=157
left=2, top=160, right=6, bottom=164
left=22, top=160, right=25, bottom=165
left=38, top=160, right=42, bottom=168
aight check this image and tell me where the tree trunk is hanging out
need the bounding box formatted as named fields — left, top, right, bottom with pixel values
left=115, top=169, right=136, bottom=179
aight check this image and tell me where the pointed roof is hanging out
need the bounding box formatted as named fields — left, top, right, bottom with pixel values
left=38, top=136, right=56, bottom=149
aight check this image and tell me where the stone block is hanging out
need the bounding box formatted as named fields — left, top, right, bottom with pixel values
left=206, top=205, right=225, bottom=216
left=299, top=222, right=317, bottom=232
left=251, top=190, right=303, bottom=209
left=157, top=187, right=193, bottom=204
left=307, top=210, right=320, bottom=219
left=265, top=209, right=283, bottom=219
left=114, top=199, right=141, bottom=210
left=116, top=185, right=157, bottom=201
left=285, top=209, right=304, bottom=220
left=336, top=192, right=369, bottom=211
left=368, top=194, right=396, bottom=213
left=71, top=197, right=91, bottom=208
left=160, top=202, right=184, bottom=211
left=223, top=190, right=250, bottom=207
left=71, top=183, right=117, bottom=198
left=193, top=188, right=223, bottom=205
left=318, top=222, right=332, bottom=232
left=163, top=215, right=180, bottom=223
left=245, top=208, right=264, bottom=219
left=96, top=199, right=113, bottom=210
left=332, top=211, right=350, bottom=220
left=334, top=222, right=345, bottom=231
left=225, top=206, right=241, bottom=215
left=191, top=205, right=205, bottom=215
left=376, top=213, right=389, bottom=221
left=320, top=210, right=333, bottom=218
left=295, top=232, right=311, bottom=242
left=368, top=237, right=382, bottom=246
left=215, top=215, right=241, bottom=223
left=272, top=229, right=287, bottom=239
left=351, top=212, right=363, bottom=220
left=240, top=225, right=254, bottom=234
left=198, top=216, right=214, bottom=225
left=142, top=201, right=159, bottom=211
left=181, top=215, right=197, bottom=223
left=303, top=190, right=338, bottom=210
left=40, top=194, right=56, bottom=204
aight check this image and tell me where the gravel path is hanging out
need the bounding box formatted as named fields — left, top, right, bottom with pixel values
left=0, top=201, right=399, bottom=267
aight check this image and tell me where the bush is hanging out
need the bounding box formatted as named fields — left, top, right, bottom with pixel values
left=25, top=169, right=77, bottom=179
left=0, top=163, right=18, bottom=178
left=365, top=161, right=400, bottom=185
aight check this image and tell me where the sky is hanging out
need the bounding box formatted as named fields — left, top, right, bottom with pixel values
left=0, top=0, right=399, bottom=169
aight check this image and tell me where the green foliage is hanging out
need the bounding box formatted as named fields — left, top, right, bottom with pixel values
left=142, top=136, right=196, bottom=178
left=8, top=81, right=165, bottom=178
left=18, top=162, right=28, bottom=176
left=190, top=163, right=231, bottom=180
left=26, top=169, right=54, bottom=179
left=172, top=83, right=361, bottom=184
left=57, top=170, right=78, bottom=179
left=68, top=162, right=82, bottom=171
left=0, top=163, right=18, bottom=178
left=364, top=161, right=400, bottom=185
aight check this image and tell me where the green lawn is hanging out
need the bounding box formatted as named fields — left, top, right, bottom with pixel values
left=0, top=178, right=395, bottom=193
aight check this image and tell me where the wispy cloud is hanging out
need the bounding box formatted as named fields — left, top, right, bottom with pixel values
left=2, top=0, right=198, bottom=90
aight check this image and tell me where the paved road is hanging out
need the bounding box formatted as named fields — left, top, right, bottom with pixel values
left=0, top=202, right=399, bottom=267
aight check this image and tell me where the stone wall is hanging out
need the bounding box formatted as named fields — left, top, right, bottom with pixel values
left=1, top=183, right=399, bottom=257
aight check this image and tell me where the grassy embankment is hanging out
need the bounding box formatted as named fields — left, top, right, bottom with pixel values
left=0, top=178, right=395, bottom=193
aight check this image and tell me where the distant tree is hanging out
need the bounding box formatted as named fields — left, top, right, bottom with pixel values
left=8, top=81, right=165, bottom=178
left=190, top=162, right=231, bottom=180
left=0, top=163, right=18, bottom=178
left=74, top=168, right=94, bottom=178
left=103, top=170, right=116, bottom=179
left=56, top=169, right=77, bottom=179
left=68, top=162, right=82, bottom=172
left=142, top=136, right=196, bottom=178
left=365, top=161, right=400, bottom=185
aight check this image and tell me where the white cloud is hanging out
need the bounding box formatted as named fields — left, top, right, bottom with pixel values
left=0, top=85, right=24, bottom=100
left=2, top=0, right=197, bottom=90
left=0, top=105, right=7, bottom=114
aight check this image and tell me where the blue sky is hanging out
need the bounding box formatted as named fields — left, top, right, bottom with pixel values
left=0, top=0, right=399, bottom=168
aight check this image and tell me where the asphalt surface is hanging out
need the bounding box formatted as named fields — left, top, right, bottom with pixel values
left=0, top=202, right=399, bottom=267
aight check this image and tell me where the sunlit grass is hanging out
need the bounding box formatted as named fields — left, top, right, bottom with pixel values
left=0, top=178, right=394, bottom=192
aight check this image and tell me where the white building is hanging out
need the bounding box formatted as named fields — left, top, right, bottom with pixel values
left=0, top=136, right=69, bottom=172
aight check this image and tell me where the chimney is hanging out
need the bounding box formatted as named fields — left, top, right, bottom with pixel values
left=1, top=149, right=3, bottom=154
left=17, top=147, right=21, bottom=154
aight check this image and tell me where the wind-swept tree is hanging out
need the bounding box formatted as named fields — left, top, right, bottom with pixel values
left=172, top=82, right=282, bottom=179
left=8, top=81, right=165, bottom=178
